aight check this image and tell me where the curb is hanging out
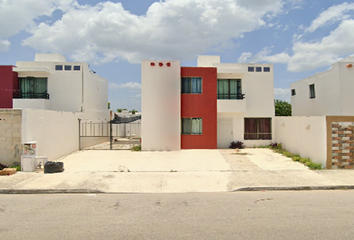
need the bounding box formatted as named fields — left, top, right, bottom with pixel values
left=234, top=185, right=354, bottom=191
left=0, top=189, right=104, bottom=194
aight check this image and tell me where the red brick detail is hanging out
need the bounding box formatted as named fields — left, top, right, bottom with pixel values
left=334, top=156, right=342, bottom=159
left=181, top=67, right=217, bottom=149
left=333, top=124, right=341, bottom=128
left=345, top=165, right=354, bottom=169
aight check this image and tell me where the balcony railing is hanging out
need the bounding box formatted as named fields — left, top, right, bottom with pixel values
left=217, top=93, right=245, bottom=100
left=13, top=92, right=50, bottom=99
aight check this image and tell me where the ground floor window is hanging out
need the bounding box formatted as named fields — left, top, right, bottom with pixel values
left=244, top=118, right=271, bottom=140
left=182, top=118, right=202, bottom=135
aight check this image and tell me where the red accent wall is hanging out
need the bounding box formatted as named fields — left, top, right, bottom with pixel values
left=181, top=67, right=217, bottom=149
left=0, top=66, right=18, bottom=109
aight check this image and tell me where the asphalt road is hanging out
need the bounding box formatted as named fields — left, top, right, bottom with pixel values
left=1, top=190, right=354, bottom=240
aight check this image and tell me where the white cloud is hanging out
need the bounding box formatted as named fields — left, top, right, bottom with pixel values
left=238, top=47, right=290, bottom=64
left=0, top=0, right=76, bottom=51
left=306, top=2, right=354, bottom=32
left=238, top=52, right=253, bottom=63
left=109, top=82, right=141, bottom=91
left=288, top=19, right=354, bottom=72
left=274, top=88, right=290, bottom=102
left=0, top=39, right=10, bottom=52
left=21, top=0, right=284, bottom=63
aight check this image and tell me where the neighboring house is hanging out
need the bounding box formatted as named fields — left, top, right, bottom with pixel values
left=0, top=54, right=110, bottom=166
left=291, top=57, right=354, bottom=116
left=141, top=55, right=274, bottom=150
left=0, top=53, right=109, bottom=120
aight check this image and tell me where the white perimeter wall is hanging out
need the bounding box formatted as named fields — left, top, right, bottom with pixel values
left=21, top=109, right=82, bottom=161
left=141, top=60, right=181, bottom=151
left=275, top=116, right=327, bottom=166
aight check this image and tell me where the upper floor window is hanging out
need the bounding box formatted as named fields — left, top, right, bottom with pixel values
left=264, top=67, right=270, bottom=72
left=309, top=84, right=315, bottom=99
left=55, top=65, right=63, bottom=70
left=248, top=67, right=254, bottom=72
left=256, top=67, right=262, bottom=72
left=65, top=65, right=72, bottom=70
left=182, top=118, right=202, bottom=135
left=73, top=65, right=81, bottom=71
left=217, top=79, right=244, bottom=100
left=291, top=89, right=296, bottom=96
left=14, top=77, right=49, bottom=99
left=181, top=77, right=202, bottom=94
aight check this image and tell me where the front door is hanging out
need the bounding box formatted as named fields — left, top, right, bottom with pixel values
left=217, top=118, right=233, bottom=148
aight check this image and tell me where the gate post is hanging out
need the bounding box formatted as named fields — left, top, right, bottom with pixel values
left=78, top=118, right=81, bottom=150
left=110, top=121, right=113, bottom=150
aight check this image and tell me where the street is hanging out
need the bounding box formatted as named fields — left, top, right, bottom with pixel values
left=1, top=190, right=354, bottom=240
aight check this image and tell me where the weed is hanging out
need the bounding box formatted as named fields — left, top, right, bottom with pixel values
left=131, top=145, right=141, bottom=151
left=265, top=143, right=323, bottom=170
left=170, top=169, right=177, bottom=172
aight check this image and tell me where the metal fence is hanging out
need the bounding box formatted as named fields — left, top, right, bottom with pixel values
left=79, top=119, right=141, bottom=150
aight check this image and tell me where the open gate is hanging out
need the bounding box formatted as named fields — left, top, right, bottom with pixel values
left=79, top=114, right=141, bottom=150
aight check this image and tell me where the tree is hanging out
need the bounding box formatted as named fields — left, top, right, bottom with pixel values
left=117, top=109, right=122, bottom=113
left=108, top=102, right=110, bottom=109
left=275, top=99, right=291, bottom=116
left=130, top=109, right=137, bottom=114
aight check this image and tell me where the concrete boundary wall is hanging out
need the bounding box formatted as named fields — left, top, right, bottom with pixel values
left=22, top=109, right=82, bottom=161
left=0, top=110, right=22, bottom=165
left=275, top=116, right=327, bottom=167
left=22, top=109, right=108, bottom=162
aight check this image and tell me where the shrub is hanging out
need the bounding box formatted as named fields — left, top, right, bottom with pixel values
left=0, top=163, right=9, bottom=170
left=131, top=145, right=141, bottom=151
left=270, top=143, right=282, bottom=150
left=292, top=156, right=301, bottom=162
left=229, top=141, right=245, bottom=149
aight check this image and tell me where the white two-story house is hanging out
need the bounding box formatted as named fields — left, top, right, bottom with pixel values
left=141, top=55, right=275, bottom=150
left=291, top=57, right=354, bottom=116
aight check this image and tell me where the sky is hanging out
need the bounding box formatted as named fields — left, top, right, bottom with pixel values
left=1, top=0, right=354, bottom=112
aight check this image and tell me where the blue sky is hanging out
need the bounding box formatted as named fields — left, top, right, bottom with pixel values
left=1, top=0, right=354, bottom=112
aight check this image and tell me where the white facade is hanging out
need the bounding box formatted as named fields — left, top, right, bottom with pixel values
left=197, top=56, right=275, bottom=147
left=141, top=60, right=181, bottom=151
left=291, top=57, right=354, bottom=116
left=13, top=53, right=109, bottom=120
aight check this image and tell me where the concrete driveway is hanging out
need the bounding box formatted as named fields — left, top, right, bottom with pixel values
left=1, top=148, right=354, bottom=193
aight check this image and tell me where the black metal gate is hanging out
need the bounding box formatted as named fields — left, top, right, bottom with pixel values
left=79, top=117, right=141, bottom=150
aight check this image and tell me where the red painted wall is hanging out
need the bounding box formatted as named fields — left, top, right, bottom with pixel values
left=0, top=66, right=18, bottom=109
left=181, top=67, right=217, bottom=149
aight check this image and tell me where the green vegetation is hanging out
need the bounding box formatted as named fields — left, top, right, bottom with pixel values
left=108, top=102, right=110, bottom=109
left=131, top=145, right=141, bottom=151
left=275, top=99, right=292, bottom=116
left=267, top=143, right=322, bottom=170
left=10, top=162, right=21, bottom=172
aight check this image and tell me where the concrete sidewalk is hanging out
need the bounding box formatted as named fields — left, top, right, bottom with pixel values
left=1, top=148, right=354, bottom=193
